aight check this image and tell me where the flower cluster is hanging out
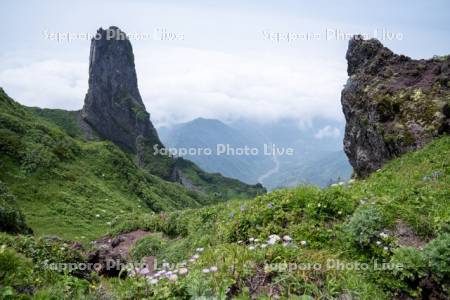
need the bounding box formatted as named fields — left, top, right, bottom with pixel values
left=129, top=247, right=207, bottom=284
left=244, top=234, right=305, bottom=250
left=375, top=232, right=394, bottom=252
left=202, top=266, right=218, bottom=273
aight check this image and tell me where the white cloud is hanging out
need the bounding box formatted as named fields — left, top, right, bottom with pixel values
left=135, top=46, right=347, bottom=127
left=0, top=59, right=87, bottom=110
left=314, top=125, right=341, bottom=139
left=0, top=46, right=347, bottom=127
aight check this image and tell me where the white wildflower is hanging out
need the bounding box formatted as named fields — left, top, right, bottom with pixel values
left=202, top=268, right=210, bottom=273
left=282, top=235, right=292, bottom=242
left=379, top=232, right=389, bottom=239
left=168, top=274, right=178, bottom=281
left=196, top=247, right=204, bottom=252
left=267, top=234, right=281, bottom=245
left=248, top=245, right=256, bottom=250
left=376, top=241, right=382, bottom=246
left=249, top=237, right=255, bottom=242
left=260, top=243, right=268, bottom=248
left=148, top=278, right=158, bottom=284
left=179, top=268, right=188, bottom=275
left=300, top=240, right=307, bottom=246
left=192, top=254, right=200, bottom=259
left=209, top=266, right=218, bottom=272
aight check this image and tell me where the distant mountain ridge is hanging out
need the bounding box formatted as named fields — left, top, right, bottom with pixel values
left=160, top=118, right=274, bottom=184
left=160, top=117, right=353, bottom=189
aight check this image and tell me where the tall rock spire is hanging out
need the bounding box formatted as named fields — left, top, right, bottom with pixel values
left=81, top=26, right=162, bottom=153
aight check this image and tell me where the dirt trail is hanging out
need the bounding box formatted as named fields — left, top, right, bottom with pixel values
left=93, top=229, right=151, bottom=258
left=88, top=230, right=151, bottom=276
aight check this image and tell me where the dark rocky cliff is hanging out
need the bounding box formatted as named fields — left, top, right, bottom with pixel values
left=81, top=26, right=163, bottom=154
left=341, top=35, right=450, bottom=177
left=80, top=26, right=171, bottom=178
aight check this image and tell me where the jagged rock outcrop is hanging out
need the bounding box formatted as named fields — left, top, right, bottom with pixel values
left=341, top=35, right=450, bottom=177
left=81, top=26, right=162, bottom=154
left=80, top=26, right=172, bottom=178
left=79, top=26, right=265, bottom=196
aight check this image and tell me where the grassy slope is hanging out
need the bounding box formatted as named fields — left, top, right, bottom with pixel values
left=0, top=89, right=220, bottom=240
left=30, top=103, right=266, bottom=202
left=1, top=132, right=448, bottom=299
left=1, top=84, right=449, bottom=298
left=106, top=135, right=449, bottom=299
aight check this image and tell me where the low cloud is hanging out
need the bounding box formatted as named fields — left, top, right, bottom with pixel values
left=0, top=46, right=347, bottom=126
left=314, top=125, right=341, bottom=139
left=137, top=47, right=347, bottom=127
left=0, top=59, right=87, bottom=110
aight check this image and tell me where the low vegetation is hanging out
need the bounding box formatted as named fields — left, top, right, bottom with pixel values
left=1, top=127, right=448, bottom=298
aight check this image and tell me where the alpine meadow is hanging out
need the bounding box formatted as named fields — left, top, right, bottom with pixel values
left=0, top=1, right=449, bottom=299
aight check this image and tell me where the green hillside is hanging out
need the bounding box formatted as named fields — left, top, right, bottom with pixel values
left=103, top=134, right=449, bottom=299
left=1, top=108, right=448, bottom=298
left=0, top=88, right=262, bottom=240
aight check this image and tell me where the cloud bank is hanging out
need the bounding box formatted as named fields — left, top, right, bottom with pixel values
left=0, top=46, right=347, bottom=127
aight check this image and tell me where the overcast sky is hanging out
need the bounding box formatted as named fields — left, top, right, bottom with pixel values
left=0, top=0, right=449, bottom=127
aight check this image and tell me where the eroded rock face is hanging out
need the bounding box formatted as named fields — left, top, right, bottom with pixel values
left=81, top=26, right=163, bottom=153
left=341, top=35, right=450, bottom=177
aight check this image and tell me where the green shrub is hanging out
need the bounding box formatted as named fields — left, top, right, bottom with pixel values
left=307, top=187, right=355, bottom=220
left=423, top=233, right=450, bottom=282
left=345, top=205, right=385, bottom=247
left=0, top=246, right=34, bottom=296
left=0, top=244, right=92, bottom=299
left=0, top=128, right=23, bottom=157
left=0, top=233, right=88, bottom=279
left=131, top=235, right=165, bottom=261
left=0, top=182, right=31, bottom=234
left=20, top=143, right=56, bottom=172
left=390, top=247, right=427, bottom=281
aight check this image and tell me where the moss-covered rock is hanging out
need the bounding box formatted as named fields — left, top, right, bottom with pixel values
left=342, top=35, right=450, bottom=177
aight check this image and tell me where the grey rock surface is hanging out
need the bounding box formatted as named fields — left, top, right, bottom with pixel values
left=81, top=26, right=162, bottom=154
